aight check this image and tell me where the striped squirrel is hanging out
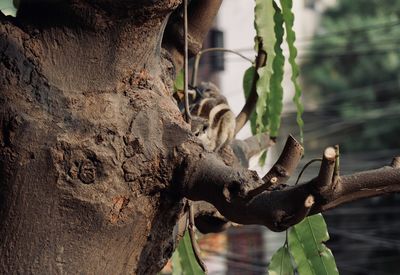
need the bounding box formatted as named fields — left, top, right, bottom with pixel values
left=175, top=82, right=236, bottom=152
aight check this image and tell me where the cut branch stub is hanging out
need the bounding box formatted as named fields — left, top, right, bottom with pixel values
left=315, top=147, right=336, bottom=190
left=181, top=138, right=400, bottom=232
left=182, top=152, right=314, bottom=231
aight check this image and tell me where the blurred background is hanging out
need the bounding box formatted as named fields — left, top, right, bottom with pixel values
left=186, top=0, right=400, bottom=274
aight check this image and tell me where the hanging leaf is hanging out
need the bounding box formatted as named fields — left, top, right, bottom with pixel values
left=279, top=0, right=304, bottom=143
left=243, top=66, right=255, bottom=100
left=171, top=231, right=204, bottom=275
left=254, top=0, right=276, bottom=134
left=242, top=66, right=258, bottom=134
left=288, top=214, right=339, bottom=275
left=268, top=2, right=285, bottom=138
left=268, top=245, right=294, bottom=275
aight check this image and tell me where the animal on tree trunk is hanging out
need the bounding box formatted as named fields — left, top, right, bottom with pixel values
left=0, top=0, right=399, bottom=274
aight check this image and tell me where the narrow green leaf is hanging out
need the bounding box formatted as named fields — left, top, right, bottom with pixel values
left=242, top=66, right=258, bottom=134
left=243, top=66, right=255, bottom=98
left=174, top=70, right=184, bottom=93
left=288, top=227, right=315, bottom=275
left=172, top=231, right=204, bottom=275
left=280, top=0, right=304, bottom=143
left=268, top=2, right=285, bottom=138
left=254, top=0, right=276, bottom=134
left=268, top=245, right=294, bottom=275
left=288, top=214, right=339, bottom=275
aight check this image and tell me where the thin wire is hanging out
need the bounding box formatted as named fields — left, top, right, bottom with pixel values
left=229, top=19, right=400, bottom=50
left=295, top=158, right=323, bottom=185
left=297, top=19, right=400, bottom=43
left=191, top=47, right=254, bottom=86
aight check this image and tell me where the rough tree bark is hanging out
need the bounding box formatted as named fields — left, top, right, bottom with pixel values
left=0, top=1, right=399, bottom=274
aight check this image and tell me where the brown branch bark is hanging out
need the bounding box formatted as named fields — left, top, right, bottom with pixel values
left=181, top=136, right=400, bottom=232
left=247, top=135, right=303, bottom=197
left=234, top=47, right=267, bottom=134
left=310, top=163, right=400, bottom=213
left=163, top=0, right=223, bottom=70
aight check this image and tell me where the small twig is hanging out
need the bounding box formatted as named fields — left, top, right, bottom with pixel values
left=191, top=47, right=254, bottom=87
left=294, top=158, right=322, bottom=185
left=333, top=145, right=340, bottom=179
left=183, top=0, right=191, bottom=124
left=316, top=147, right=337, bottom=189
left=235, top=41, right=267, bottom=135
left=189, top=203, right=208, bottom=273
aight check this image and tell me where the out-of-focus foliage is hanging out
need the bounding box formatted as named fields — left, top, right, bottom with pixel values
left=302, top=0, right=400, bottom=152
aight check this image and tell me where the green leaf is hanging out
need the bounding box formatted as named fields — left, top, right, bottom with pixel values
left=174, top=70, right=184, bottom=93
left=268, top=2, right=285, bottom=138
left=242, top=66, right=258, bottom=134
left=288, top=214, right=339, bottom=275
left=280, top=0, right=304, bottom=143
left=254, top=0, right=276, bottom=134
left=243, top=66, right=255, bottom=98
left=171, top=247, right=183, bottom=275
left=268, top=245, right=294, bottom=275
left=172, top=231, right=204, bottom=275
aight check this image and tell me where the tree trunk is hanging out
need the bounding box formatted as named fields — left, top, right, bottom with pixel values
left=2, top=1, right=400, bottom=274
left=0, top=1, right=189, bottom=274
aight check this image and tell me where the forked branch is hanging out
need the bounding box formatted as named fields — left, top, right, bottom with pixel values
left=181, top=136, right=400, bottom=232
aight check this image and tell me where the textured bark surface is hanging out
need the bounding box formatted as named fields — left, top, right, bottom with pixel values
left=0, top=1, right=192, bottom=274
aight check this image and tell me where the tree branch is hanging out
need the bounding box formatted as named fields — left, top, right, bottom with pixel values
left=163, top=0, right=223, bottom=70
left=247, top=135, right=303, bottom=197
left=310, top=163, right=400, bottom=214
left=234, top=46, right=267, bottom=134
left=180, top=136, right=400, bottom=232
